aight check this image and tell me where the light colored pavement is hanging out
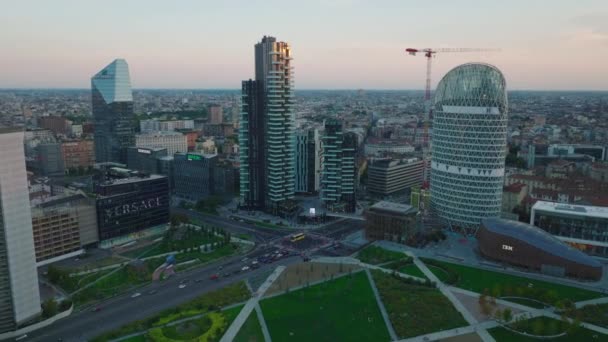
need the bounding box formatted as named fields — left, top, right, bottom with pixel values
left=411, top=255, right=495, bottom=342
left=313, top=256, right=426, bottom=282
left=255, top=303, right=272, bottom=342
left=365, top=269, right=398, bottom=341
left=219, top=265, right=286, bottom=342
left=574, top=295, right=608, bottom=309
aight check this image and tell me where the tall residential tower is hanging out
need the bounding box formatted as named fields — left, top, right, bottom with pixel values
left=0, top=128, right=41, bottom=333
left=239, top=36, right=295, bottom=214
left=430, top=63, right=508, bottom=232
left=92, top=59, right=135, bottom=164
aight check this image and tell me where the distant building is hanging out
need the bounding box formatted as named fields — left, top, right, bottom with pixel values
left=95, top=173, right=169, bottom=245
left=0, top=128, right=41, bottom=332
left=410, top=186, right=431, bottom=212
left=589, top=162, right=608, bottom=183
left=295, top=129, right=321, bottom=194
left=364, top=138, right=415, bottom=157
left=213, top=160, right=239, bottom=195
left=531, top=201, right=608, bottom=257
left=38, top=115, right=69, bottom=135
left=135, top=131, right=187, bottom=156
left=139, top=119, right=194, bottom=133
left=548, top=144, right=605, bottom=161
left=204, top=123, right=234, bottom=138
left=430, top=63, right=508, bottom=232
left=92, top=59, right=135, bottom=164
left=321, top=119, right=357, bottom=213
left=502, top=183, right=528, bottom=215
left=61, top=139, right=95, bottom=171
left=37, top=142, right=65, bottom=177
left=365, top=201, right=418, bottom=244
left=173, top=152, right=217, bottom=202
left=126, top=146, right=168, bottom=175
left=478, top=217, right=602, bottom=280
left=367, top=158, right=423, bottom=196
left=31, top=193, right=98, bottom=265
left=209, top=104, right=223, bottom=124
left=176, top=129, right=199, bottom=152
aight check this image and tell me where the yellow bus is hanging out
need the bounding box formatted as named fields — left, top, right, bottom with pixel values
left=290, top=233, right=305, bottom=243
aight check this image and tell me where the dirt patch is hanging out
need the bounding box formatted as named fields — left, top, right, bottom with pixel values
left=265, top=262, right=361, bottom=296
left=452, top=291, right=526, bottom=322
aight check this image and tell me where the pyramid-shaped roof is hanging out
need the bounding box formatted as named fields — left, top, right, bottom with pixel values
left=91, top=58, right=133, bottom=104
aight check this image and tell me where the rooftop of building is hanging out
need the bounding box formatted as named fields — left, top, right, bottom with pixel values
left=136, top=131, right=184, bottom=136
left=369, top=157, right=421, bottom=169
left=481, top=217, right=601, bottom=268
left=369, top=201, right=417, bottom=215
left=98, top=173, right=167, bottom=187
left=532, top=200, right=608, bottom=219
left=503, top=183, right=527, bottom=193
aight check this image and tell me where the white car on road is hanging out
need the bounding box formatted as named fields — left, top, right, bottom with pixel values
left=179, top=284, right=187, bottom=289
left=241, top=266, right=250, bottom=272
left=131, top=292, right=141, bottom=298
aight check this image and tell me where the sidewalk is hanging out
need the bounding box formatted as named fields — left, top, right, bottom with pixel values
left=219, top=265, right=286, bottom=342
left=365, top=269, right=398, bottom=341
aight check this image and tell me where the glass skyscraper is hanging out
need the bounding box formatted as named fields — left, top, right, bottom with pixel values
left=430, top=63, right=508, bottom=232
left=92, top=59, right=135, bottom=164
left=321, top=119, right=357, bottom=213
left=240, top=36, right=295, bottom=213
left=0, top=128, right=41, bottom=333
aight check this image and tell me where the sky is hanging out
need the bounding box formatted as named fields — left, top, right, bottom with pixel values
left=1, top=0, right=607, bottom=90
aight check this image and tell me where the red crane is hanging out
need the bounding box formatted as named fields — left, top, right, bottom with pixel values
left=405, top=47, right=500, bottom=145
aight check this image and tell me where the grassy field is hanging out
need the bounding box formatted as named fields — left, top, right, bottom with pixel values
left=356, top=245, right=407, bottom=265
left=422, top=259, right=603, bottom=303
left=91, top=283, right=250, bottom=342
left=261, top=271, right=391, bottom=342
left=487, top=316, right=604, bottom=341
left=384, top=260, right=428, bottom=279
left=234, top=311, right=265, bottom=342
left=371, top=270, right=467, bottom=338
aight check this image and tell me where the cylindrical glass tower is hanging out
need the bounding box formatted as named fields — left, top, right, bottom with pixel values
left=430, top=63, right=508, bottom=232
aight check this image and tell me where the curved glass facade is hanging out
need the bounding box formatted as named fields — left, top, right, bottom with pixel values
left=430, top=63, right=508, bottom=231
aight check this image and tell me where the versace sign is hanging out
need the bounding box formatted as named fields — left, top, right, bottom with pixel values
left=105, top=197, right=162, bottom=219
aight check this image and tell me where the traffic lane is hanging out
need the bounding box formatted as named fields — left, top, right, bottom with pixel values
left=172, top=208, right=292, bottom=239
left=28, top=255, right=301, bottom=342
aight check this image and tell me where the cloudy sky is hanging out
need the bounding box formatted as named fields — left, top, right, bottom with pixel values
left=1, top=0, right=607, bottom=90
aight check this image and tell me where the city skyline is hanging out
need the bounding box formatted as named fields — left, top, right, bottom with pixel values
left=1, top=1, right=607, bottom=90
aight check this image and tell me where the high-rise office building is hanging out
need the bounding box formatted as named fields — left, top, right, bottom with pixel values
left=295, top=129, right=321, bottom=194
left=92, top=59, right=135, bottom=164
left=239, top=36, right=295, bottom=213
left=321, top=119, right=357, bottom=213
left=430, top=63, right=508, bottom=232
left=0, top=128, right=41, bottom=333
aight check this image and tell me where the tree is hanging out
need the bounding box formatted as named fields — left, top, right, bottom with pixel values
left=502, top=308, right=513, bottom=323
left=42, top=298, right=58, bottom=318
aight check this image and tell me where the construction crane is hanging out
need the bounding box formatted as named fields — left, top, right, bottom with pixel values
left=405, top=47, right=500, bottom=145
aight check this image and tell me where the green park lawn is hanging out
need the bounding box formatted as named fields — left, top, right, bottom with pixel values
left=91, top=283, right=250, bottom=342
left=371, top=270, right=467, bottom=338
left=234, top=311, right=265, bottom=342
left=421, top=258, right=603, bottom=303
left=384, top=260, right=428, bottom=279
left=260, top=271, right=391, bottom=342
left=487, top=316, right=605, bottom=341
left=356, top=245, right=407, bottom=265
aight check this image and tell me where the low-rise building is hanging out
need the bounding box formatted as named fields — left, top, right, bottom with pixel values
left=502, top=183, right=527, bottom=215
left=365, top=201, right=418, bottom=244
left=126, top=146, right=168, bottom=175
left=61, top=139, right=95, bottom=171
left=135, top=131, right=187, bottom=155
left=367, top=158, right=423, bottom=196
left=531, top=201, right=608, bottom=257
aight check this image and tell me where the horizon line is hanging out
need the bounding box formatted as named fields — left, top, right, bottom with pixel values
left=1, top=87, right=608, bottom=92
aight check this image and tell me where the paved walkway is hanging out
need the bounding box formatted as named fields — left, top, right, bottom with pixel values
left=411, top=255, right=496, bottom=342
left=219, top=265, right=286, bottom=342
left=365, top=269, right=398, bottom=341
left=574, top=295, right=608, bottom=309
left=313, top=256, right=426, bottom=282
left=255, top=303, right=272, bottom=342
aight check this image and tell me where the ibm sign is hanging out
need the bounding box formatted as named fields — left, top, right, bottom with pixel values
left=105, top=197, right=162, bottom=219
left=502, top=244, right=513, bottom=252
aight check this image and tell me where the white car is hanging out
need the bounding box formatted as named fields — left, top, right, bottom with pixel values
left=131, top=292, right=141, bottom=298
left=241, top=266, right=250, bottom=272
left=179, top=284, right=187, bottom=289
